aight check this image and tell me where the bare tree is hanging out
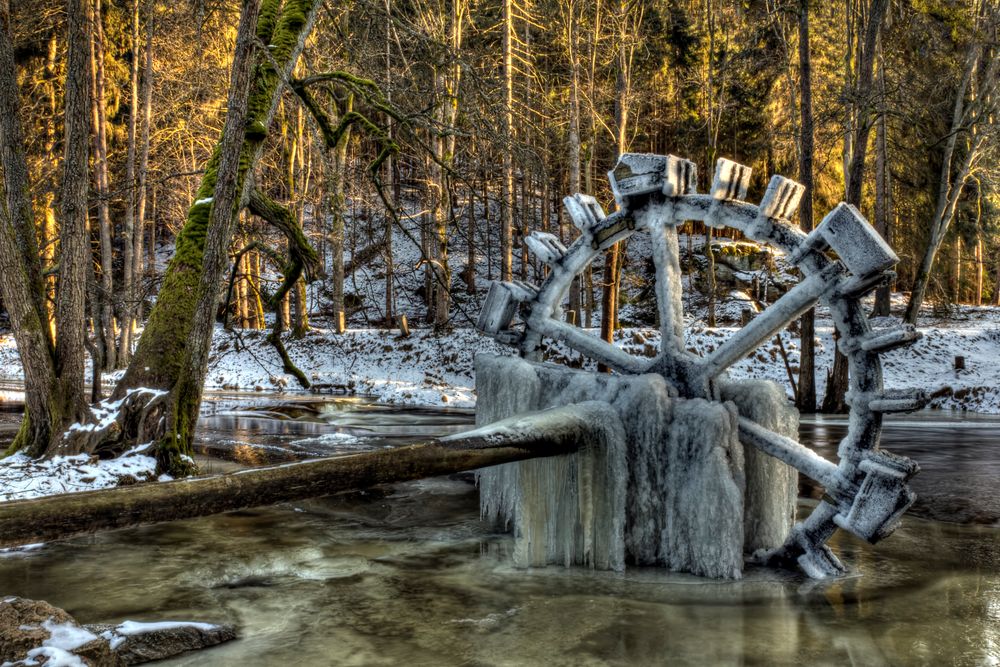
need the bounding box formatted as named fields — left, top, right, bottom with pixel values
left=797, top=0, right=817, bottom=413
left=501, top=0, right=514, bottom=281
left=822, top=0, right=888, bottom=414
left=904, top=2, right=999, bottom=323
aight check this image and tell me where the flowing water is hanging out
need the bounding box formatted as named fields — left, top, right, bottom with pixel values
left=1, top=397, right=998, bottom=666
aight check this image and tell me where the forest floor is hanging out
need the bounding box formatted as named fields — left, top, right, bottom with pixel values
left=169, top=297, right=1000, bottom=414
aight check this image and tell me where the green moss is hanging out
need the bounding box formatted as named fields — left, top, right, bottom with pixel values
left=256, top=0, right=283, bottom=44
left=153, top=380, right=200, bottom=476
left=246, top=119, right=268, bottom=140
left=3, top=411, right=29, bottom=458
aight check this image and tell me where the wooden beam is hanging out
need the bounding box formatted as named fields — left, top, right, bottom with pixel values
left=0, top=402, right=616, bottom=549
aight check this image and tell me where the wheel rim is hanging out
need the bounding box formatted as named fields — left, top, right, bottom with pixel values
left=476, top=152, right=925, bottom=578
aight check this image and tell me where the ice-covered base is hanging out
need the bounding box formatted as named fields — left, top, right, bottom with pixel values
left=475, top=354, right=797, bottom=579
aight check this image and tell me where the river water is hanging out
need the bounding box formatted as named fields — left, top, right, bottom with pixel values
left=1, top=397, right=998, bottom=666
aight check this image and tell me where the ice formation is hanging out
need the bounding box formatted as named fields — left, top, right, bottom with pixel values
left=476, top=354, right=797, bottom=579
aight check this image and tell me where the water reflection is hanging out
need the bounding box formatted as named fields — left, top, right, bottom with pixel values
left=0, top=481, right=996, bottom=666
left=800, top=412, right=1000, bottom=524
left=194, top=394, right=475, bottom=464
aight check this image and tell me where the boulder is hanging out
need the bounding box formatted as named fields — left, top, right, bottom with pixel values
left=0, top=596, right=120, bottom=666
left=0, top=596, right=236, bottom=666
left=86, top=621, right=237, bottom=665
left=710, top=240, right=773, bottom=272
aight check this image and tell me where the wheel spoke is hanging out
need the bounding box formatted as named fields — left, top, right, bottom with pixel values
left=531, top=317, right=649, bottom=375
left=644, top=213, right=687, bottom=356
left=737, top=417, right=849, bottom=497
left=697, top=262, right=843, bottom=381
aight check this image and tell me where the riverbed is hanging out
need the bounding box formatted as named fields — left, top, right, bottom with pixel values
left=0, top=397, right=997, bottom=666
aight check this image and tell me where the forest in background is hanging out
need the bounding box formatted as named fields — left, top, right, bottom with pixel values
left=0, top=0, right=997, bottom=465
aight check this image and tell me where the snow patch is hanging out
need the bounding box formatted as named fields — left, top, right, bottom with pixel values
left=0, top=444, right=158, bottom=502
left=114, top=619, right=220, bottom=636
left=40, top=620, right=98, bottom=652
left=7, top=646, right=87, bottom=667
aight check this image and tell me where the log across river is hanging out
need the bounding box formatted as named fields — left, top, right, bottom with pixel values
left=0, top=402, right=617, bottom=549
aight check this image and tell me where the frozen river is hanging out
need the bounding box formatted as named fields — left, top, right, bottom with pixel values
left=0, top=397, right=997, bottom=665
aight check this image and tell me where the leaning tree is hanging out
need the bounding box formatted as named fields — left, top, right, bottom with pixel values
left=2, top=0, right=410, bottom=475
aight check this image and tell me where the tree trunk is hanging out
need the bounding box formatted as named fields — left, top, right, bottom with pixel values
left=566, top=0, right=582, bottom=321
left=151, top=0, right=262, bottom=474
left=872, top=43, right=892, bottom=317
left=321, top=92, right=352, bottom=325
left=49, top=0, right=93, bottom=454
left=601, top=2, right=635, bottom=367
left=0, top=2, right=63, bottom=458
left=89, top=0, right=116, bottom=371
left=500, top=0, right=514, bottom=282
left=116, top=0, right=319, bottom=394
left=973, top=179, right=984, bottom=306
left=993, top=250, right=1000, bottom=307
left=823, top=0, right=888, bottom=415
left=42, top=36, right=59, bottom=340
left=903, top=39, right=996, bottom=323
left=432, top=0, right=464, bottom=328
left=466, top=176, right=477, bottom=294
left=117, top=0, right=141, bottom=367
left=107, top=0, right=319, bottom=472
left=383, top=0, right=395, bottom=325
left=797, top=0, right=817, bottom=413
left=133, top=6, right=154, bottom=326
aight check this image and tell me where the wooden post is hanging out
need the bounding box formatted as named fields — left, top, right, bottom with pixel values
left=334, top=310, right=346, bottom=334
left=397, top=314, right=410, bottom=337
left=565, top=309, right=577, bottom=326
left=740, top=308, right=754, bottom=326
left=954, top=356, right=965, bottom=371
left=0, top=403, right=618, bottom=549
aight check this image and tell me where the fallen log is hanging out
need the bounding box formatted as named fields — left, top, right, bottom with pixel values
left=0, top=401, right=619, bottom=549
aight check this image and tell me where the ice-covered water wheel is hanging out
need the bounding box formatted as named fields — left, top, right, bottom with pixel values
left=476, top=152, right=927, bottom=578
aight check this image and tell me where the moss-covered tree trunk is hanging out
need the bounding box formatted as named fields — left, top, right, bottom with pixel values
left=111, top=0, right=321, bottom=472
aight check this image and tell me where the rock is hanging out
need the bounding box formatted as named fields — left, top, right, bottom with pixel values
left=710, top=240, right=773, bottom=273
left=0, top=597, right=236, bottom=666
left=0, top=596, right=121, bottom=666
left=86, top=621, right=237, bottom=665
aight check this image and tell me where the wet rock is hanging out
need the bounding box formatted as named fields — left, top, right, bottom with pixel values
left=0, top=596, right=120, bottom=666
left=86, top=621, right=237, bottom=665
left=0, top=596, right=236, bottom=666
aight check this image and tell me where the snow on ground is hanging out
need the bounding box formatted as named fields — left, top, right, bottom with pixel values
left=187, top=302, right=1000, bottom=414
left=0, top=304, right=997, bottom=416
left=0, top=444, right=162, bottom=502
left=202, top=324, right=511, bottom=406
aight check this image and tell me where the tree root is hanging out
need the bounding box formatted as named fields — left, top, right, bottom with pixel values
left=57, top=388, right=171, bottom=459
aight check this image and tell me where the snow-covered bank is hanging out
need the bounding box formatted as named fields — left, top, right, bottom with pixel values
left=191, top=310, right=1000, bottom=414
left=0, top=307, right=996, bottom=414
left=0, top=444, right=164, bottom=502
